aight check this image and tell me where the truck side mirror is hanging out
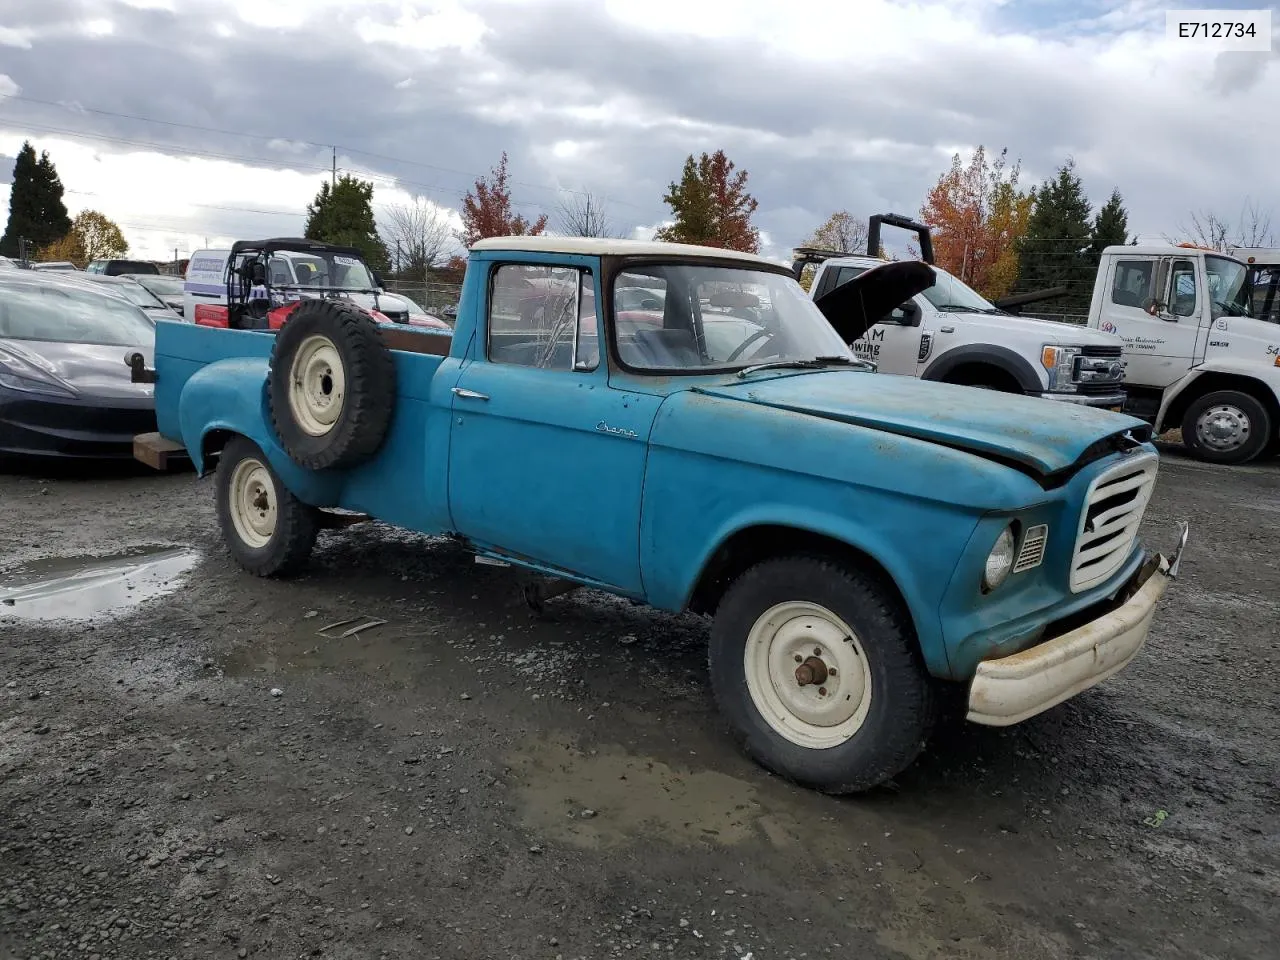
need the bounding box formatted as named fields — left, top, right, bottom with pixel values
left=896, top=301, right=922, bottom=327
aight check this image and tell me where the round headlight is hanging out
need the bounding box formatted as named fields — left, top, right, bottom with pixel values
left=982, top=525, right=1017, bottom=592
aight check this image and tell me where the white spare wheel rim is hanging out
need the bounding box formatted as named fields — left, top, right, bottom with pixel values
left=744, top=600, right=873, bottom=749
left=288, top=334, right=346, bottom=437
left=229, top=457, right=277, bottom=549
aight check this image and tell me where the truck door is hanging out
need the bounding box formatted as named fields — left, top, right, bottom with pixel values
left=1096, top=254, right=1203, bottom=388
left=446, top=259, right=650, bottom=595
left=818, top=265, right=923, bottom=374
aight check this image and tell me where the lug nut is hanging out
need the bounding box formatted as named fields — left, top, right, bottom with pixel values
left=794, top=654, right=803, bottom=663
left=828, top=668, right=838, bottom=677
left=818, top=687, right=827, bottom=696
left=813, top=647, right=822, bottom=656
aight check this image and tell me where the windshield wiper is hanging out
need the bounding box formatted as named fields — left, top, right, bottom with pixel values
left=737, top=355, right=871, bottom=378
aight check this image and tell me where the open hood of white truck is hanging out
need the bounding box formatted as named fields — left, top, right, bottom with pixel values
left=811, top=261, right=937, bottom=342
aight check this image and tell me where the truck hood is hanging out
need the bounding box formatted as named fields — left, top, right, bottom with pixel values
left=692, top=370, right=1150, bottom=480
left=938, top=310, right=1124, bottom=346
left=812, top=261, right=937, bottom=342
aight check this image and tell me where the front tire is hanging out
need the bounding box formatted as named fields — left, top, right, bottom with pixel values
left=709, top=557, right=935, bottom=794
left=215, top=437, right=319, bottom=577
left=1180, top=390, right=1270, bottom=465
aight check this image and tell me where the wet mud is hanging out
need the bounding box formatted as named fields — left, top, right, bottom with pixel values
left=0, top=452, right=1276, bottom=960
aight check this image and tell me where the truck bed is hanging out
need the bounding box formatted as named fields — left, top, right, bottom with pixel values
left=152, top=319, right=458, bottom=533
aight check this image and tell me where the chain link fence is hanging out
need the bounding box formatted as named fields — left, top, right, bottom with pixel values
left=382, top=279, right=463, bottom=318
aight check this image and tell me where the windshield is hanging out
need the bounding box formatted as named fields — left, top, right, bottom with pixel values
left=919, top=266, right=997, bottom=312
left=94, top=280, right=165, bottom=309
left=133, top=275, right=185, bottom=298
left=274, top=252, right=376, bottom=291
left=611, top=263, right=852, bottom=372
left=1205, top=256, right=1252, bottom=318
left=0, top=281, right=155, bottom=346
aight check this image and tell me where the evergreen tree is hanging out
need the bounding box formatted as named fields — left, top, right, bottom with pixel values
left=655, top=150, right=759, bottom=253
left=1091, top=189, right=1130, bottom=252
left=1015, top=158, right=1095, bottom=310
left=0, top=142, right=72, bottom=258
left=304, top=175, right=390, bottom=274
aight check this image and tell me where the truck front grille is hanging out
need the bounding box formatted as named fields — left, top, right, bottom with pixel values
left=1081, top=345, right=1123, bottom=359
left=1070, top=453, right=1158, bottom=593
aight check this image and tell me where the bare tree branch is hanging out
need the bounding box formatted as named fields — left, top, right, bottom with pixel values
left=556, top=191, right=620, bottom=238
left=382, top=199, right=455, bottom=274
left=1171, top=198, right=1275, bottom=251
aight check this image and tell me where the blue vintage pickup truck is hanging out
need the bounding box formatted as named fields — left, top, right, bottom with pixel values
left=131, top=235, right=1188, bottom=794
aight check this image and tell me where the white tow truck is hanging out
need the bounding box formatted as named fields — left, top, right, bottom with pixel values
left=1085, top=243, right=1279, bottom=464
left=796, top=214, right=1130, bottom=411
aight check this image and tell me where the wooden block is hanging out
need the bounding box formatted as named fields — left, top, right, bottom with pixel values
left=133, top=432, right=189, bottom=471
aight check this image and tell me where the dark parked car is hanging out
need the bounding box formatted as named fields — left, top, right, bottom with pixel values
left=0, top=274, right=156, bottom=459
left=85, top=258, right=160, bottom=276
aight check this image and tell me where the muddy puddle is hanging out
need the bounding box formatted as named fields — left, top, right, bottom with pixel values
left=507, top=735, right=825, bottom=850
left=0, top=546, right=198, bottom=622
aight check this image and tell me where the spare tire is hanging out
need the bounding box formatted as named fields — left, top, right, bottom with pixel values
left=267, top=298, right=396, bottom=470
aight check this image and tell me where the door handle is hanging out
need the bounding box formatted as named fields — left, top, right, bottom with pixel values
left=940, top=326, right=955, bottom=333
left=452, top=387, right=489, bottom=401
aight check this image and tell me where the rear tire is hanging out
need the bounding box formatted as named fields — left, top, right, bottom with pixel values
left=708, top=556, right=935, bottom=794
left=1180, top=390, right=1270, bottom=465
left=215, top=437, right=318, bottom=577
left=268, top=299, right=396, bottom=470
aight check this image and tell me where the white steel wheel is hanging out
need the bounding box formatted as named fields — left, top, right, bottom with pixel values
left=228, top=457, right=277, bottom=549
left=743, top=600, right=874, bottom=750
left=288, top=334, right=347, bottom=437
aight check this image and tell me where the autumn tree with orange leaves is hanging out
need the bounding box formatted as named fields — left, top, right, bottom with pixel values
left=655, top=150, right=760, bottom=253
left=457, top=152, right=548, bottom=247
left=918, top=146, right=1033, bottom=300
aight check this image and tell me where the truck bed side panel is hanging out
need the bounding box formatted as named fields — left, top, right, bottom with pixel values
left=155, top=319, right=458, bottom=534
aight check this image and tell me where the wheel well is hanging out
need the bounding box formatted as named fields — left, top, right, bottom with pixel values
left=201, top=429, right=235, bottom=472
left=1163, top=373, right=1280, bottom=432
left=940, top=362, right=1023, bottom=392
left=688, top=524, right=913, bottom=626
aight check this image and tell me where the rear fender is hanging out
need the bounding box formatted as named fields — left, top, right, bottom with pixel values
left=178, top=357, right=344, bottom=505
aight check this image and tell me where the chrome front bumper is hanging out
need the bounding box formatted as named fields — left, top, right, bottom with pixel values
left=966, top=523, right=1189, bottom=727
left=1038, top=390, right=1128, bottom=410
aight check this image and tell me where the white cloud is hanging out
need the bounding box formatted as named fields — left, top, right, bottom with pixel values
left=356, top=1, right=488, bottom=51
left=0, top=27, right=35, bottom=48
left=0, top=0, right=1276, bottom=261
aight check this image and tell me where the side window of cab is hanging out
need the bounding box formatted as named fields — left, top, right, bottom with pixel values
left=1110, top=260, right=1154, bottom=310
left=1167, top=259, right=1197, bottom=318
left=487, top=264, right=599, bottom=372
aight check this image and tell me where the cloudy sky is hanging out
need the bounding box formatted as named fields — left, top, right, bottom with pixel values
left=0, top=0, right=1276, bottom=263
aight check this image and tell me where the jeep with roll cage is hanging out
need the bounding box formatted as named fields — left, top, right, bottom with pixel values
left=206, top=238, right=388, bottom=331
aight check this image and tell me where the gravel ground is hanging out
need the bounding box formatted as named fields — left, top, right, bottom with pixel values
left=1, top=447, right=1277, bottom=960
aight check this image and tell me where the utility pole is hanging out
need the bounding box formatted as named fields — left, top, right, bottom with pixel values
left=332, top=147, right=336, bottom=186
